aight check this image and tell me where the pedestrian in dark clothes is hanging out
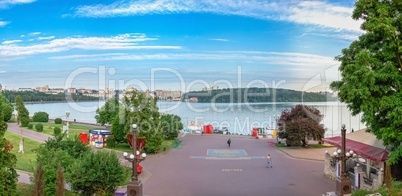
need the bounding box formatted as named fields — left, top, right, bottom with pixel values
left=227, top=138, right=231, bottom=147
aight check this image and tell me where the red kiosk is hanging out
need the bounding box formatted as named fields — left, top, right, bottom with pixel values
left=203, top=124, right=213, bottom=134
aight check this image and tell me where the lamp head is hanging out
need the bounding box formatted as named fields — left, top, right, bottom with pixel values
left=341, top=124, right=346, bottom=129
left=123, top=152, right=128, bottom=157
left=141, top=153, right=147, bottom=158
left=132, top=124, right=137, bottom=129
left=129, top=154, right=135, bottom=159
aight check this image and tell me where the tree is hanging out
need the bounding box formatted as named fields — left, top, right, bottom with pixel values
left=54, top=118, right=62, bottom=124
left=35, top=136, right=90, bottom=195
left=33, top=111, right=49, bottom=122
left=67, top=151, right=127, bottom=196
left=55, top=164, right=65, bottom=196
left=32, top=162, right=46, bottom=196
left=15, top=95, right=30, bottom=127
left=160, top=114, right=183, bottom=140
left=277, top=104, right=325, bottom=147
left=123, top=92, right=163, bottom=153
left=95, top=98, right=120, bottom=125
left=330, top=0, right=402, bottom=163
left=0, top=99, right=18, bottom=195
left=0, top=94, right=13, bottom=122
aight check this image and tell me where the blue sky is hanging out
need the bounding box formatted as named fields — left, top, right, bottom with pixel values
left=0, top=0, right=363, bottom=92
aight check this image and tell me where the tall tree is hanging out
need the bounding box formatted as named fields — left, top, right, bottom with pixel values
left=123, top=91, right=163, bottom=153
left=277, top=104, right=325, bottom=147
left=95, top=98, right=120, bottom=125
left=0, top=94, right=13, bottom=122
left=31, top=162, right=45, bottom=196
left=330, top=0, right=402, bottom=163
left=15, top=95, right=30, bottom=126
left=0, top=99, right=18, bottom=195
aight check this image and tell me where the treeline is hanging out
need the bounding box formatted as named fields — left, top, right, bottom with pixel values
left=182, top=88, right=337, bottom=103
left=3, top=91, right=100, bottom=103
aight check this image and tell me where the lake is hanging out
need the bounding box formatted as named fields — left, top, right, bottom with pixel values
left=25, top=101, right=365, bottom=136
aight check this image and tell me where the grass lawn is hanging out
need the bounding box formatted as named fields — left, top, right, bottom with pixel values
left=27, top=122, right=103, bottom=137
left=17, top=183, right=78, bottom=196
left=5, top=131, right=42, bottom=172
left=108, top=140, right=175, bottom=154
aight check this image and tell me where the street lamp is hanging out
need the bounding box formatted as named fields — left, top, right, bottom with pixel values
left=65, top=111, right=70, bottom=138
left=123, top=124, right=146, bottom=196
left=326, top=124, right=353, bottom=196
left=272, top=115, right=280, bottom=142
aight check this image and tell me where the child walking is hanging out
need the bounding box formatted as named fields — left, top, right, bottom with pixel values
left=266, top=154, right=272, bottom=168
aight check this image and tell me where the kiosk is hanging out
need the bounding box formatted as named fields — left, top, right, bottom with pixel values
left=89, top=130, right=111, bottom=148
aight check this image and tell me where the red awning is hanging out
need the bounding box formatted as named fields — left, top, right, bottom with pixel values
left=322, top=136, right=389, bottom=162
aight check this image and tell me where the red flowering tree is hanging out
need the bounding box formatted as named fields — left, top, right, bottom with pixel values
left=277, top=104, right=325, bottom=147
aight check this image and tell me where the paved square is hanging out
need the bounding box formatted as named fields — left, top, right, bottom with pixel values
left=207, top=149, right=247, bottom=157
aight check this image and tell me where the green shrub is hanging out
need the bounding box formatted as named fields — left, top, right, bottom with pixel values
left=54, top=118, right=62, bottom=124
left=106, top=135, right=116, bottom=148
left=27, top=124, right=33, bottom=129
left=54, top=127, right=61, bottom=135
left=33, top=111, right=49, bottom=122
left=35, top=123, right=44, bottom=132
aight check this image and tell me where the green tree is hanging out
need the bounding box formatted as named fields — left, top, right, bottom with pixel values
left=15, top=95, right=30, bottom=127
left=67, top=151, right=126, bottom=196
left=0, top=94, right=13, bottom=122
left=33, top=111, right=49, bottom=122
left=160, top=114, right=183, bottom=140
left=31, top=162, right=45, bottom=196
left=35, top=136, right=90, bottom=195
left=0, top=100, right=18, bottom=195
left=330, top=0, right=402, bottom=163
left=95, top=98, right=120, bottom=125
left=277, top=104, right=325, bottom=147
left=55, top=164, right=65, bottom=196
left=123, top=92, right=163, bottom=153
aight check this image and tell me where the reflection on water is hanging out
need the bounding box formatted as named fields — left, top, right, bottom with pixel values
left=25, top=101, right=365, bottom=136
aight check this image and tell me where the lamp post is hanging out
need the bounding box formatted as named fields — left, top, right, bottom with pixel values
left=123, top=124, right=146, bottom=196
left=327, top=124, right=353, bottom=196
left=65, top=111, right=70, bottom=138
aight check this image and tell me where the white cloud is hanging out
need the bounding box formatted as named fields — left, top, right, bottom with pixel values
left=38, top=36, right=55, bottom=40
left=0, top=0, right=36, bottom=9
left=0, top=20, right=9, bottom=27
left=0, top=70, right=6, bottom=73
left=0, top=33, right=181, bottom=59
left=210, top=38, right=229, bottom=42
left=72, top=0, right=363, bottom=33
left=49, top=50, right=337, bottom=68
left=29, top=32, right=41, bottom=36
left=2, top=39, right=22, bottom=45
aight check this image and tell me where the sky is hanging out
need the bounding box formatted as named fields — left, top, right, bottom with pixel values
left=0, top=0, right=363, bottom=92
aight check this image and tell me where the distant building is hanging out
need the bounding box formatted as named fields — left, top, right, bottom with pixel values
left=189, top=97, right=198, bottom=102
left=36, top=85, right=49, bottom=92
left=202, top=85, right=219, bottom=91
left=18, top=88, right=34, bottom=92
left=67, top=87, right=77, bottom=94
left=47, top=88, right=64, bottom=94
left=0, top=83, right=2, bottom=92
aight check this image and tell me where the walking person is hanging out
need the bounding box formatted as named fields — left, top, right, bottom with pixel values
left=266, top=154, right=272, bottom=168
left=227, top=138, right=231, bottom=147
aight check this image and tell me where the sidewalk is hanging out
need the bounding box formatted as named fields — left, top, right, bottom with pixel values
left=275, top=143, right=336, bottom=161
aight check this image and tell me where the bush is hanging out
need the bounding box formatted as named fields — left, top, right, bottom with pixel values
left=27, top=124, right=33, bottom=129
left=35, top=123, right=44, bottom=132
left=54, top=127, right=61, bottom=135
left=106, top=135, right=116, bottom=148
left=54, top=118, right=62, bottom=124
left=33, top=111, right=49, bottom=122
left=67, top=151, right=126, bottom=195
